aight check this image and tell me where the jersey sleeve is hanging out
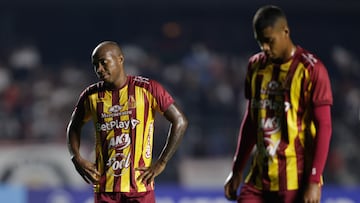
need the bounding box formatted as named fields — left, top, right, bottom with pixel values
left=245, top=52, right=266, bottom=100
left=244, top=62, right=252, bottom=100
left=149, top=80, right=174, bottom=113
left=232, top=102, right=257, bottom=172
left=311, top=61, right=333, bottom=106
left=74, top=87, right=92, bottom=123
left=245, top=55, right=257, bottom=99
left=309, top=105, right=332, bottom=183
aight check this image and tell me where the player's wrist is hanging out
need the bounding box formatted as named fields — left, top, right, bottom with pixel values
left=308, top=177, right=321, bottom=185
left=308, top=181, right=322, bottom=188
left=70, top=154, right=81, bottom=162
left=157, top=158, right=168, bottom=166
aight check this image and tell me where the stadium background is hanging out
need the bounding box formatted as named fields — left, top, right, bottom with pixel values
left=0, top=0, right=359, bottom=202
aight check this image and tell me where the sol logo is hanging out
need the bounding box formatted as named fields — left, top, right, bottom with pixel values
left=106, top=153, right=131, bottom=177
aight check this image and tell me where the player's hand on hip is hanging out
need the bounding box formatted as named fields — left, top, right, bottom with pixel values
left=71, top=156, right=101, bottom=184
left=224, top=172, right=242, bottom=201
left=136, top=161, right=167, bottom=185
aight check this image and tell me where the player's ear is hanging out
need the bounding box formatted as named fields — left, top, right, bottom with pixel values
left=117, top=55, right=124, bottom=64
left=284, top=27, right=290, bottom=36
left=277, top=18, right=289, bottom=37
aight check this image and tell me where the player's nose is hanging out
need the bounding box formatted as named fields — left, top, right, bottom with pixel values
left=95, top=64, right=105, bottom=74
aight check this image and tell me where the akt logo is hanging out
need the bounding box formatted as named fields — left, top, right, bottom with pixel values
left=260, top=117, right=281, bottom=135
left=108, top=133, right=131, bottom=150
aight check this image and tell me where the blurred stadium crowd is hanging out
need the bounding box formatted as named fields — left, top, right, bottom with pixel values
left=0, top=1, right=359, bottom=187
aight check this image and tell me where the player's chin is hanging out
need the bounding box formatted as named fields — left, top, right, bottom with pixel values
left=270, top=56, right=284, bottom=63
left=100, top=77, right=112, bottom=84
left=267, top=54, right=276, bottom=60
left=99, top=73, right=111, bottom=81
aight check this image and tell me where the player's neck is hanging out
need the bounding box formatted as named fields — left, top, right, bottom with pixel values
left=107, top=75, right=128, bottom=90
left=275, top=45, right=296, bottom=64
left=115, top=76, right=128, bottom=89
left=286, top=45, right=296, bottom=60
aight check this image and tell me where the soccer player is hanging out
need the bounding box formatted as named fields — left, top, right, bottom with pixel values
left=67, top=41, right=188, bottom=203
left=224, top=5, right=333, bottom=203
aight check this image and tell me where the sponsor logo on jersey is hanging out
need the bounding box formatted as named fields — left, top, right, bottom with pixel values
left=260, top=81, right=283, bottom=95
left=260, top=117, right=281, bottom=135
left=251, top=99, right=291, bottom=112
left=145, top=122, right=154, bottom=159
left=96, top=118, right=140, bottom=132
left=101, top=104, right=131, bottom=118
left=106, top=152, right=131, bottom=177
left=264, top=137, right=280, bottom=157
left=133, top=76, right=150, bottom=84
left=109, top=105, right=122, bottom=113
left=108, top=133, right=131, bottom=150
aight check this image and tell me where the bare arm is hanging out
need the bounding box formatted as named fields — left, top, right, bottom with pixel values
left=137, top=103, right=188, bottom=184
left=67, top=108, right=100, bottom=184
left=157, top=103, right=188, bottom=164
left=67, top=109, right=83, bottom=160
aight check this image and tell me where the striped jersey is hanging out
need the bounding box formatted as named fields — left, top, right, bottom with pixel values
left=244, top=46, right=333, bottom=191
left=75, top=75, right=174, bottom=193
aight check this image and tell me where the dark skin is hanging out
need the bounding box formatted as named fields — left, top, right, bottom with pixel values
left=136, top=103, right=188, bottom=185
left=224, top=19, right=321, bottom=203
left=67, top=41, right=188, bottom=186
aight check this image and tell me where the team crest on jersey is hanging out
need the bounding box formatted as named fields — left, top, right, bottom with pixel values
left=128, top=95, right=136, bottom=109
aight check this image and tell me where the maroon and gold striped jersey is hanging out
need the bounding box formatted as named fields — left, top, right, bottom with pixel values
left=75, top=75, right=174, bottom=193
left=244, top=46, right=333, bottom=191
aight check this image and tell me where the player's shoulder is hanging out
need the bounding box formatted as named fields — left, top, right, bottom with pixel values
left=129, top=75, right=160, bottom=89
left=248, top=52, right=267, bottom=65
left=80, top=81, right=105, bottom=97
left=247, top=52, right=267, bottom=74
left=296, top=46, right=325, bottom=69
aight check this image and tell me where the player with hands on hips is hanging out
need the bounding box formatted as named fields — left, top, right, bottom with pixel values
left=67, top=41, right=188, bottom=203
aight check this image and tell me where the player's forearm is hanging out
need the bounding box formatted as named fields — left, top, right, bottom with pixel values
left=233, top=107, right=256, bottom=173
left=233, top=128, right=255, bottom=173
left=66, top=122, right=82, bottom=159
left=309, top=105, right=332, bottom=183
left=158, top=115, right=188, bottom=164
left=157, top=104, right=188, bottom=164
